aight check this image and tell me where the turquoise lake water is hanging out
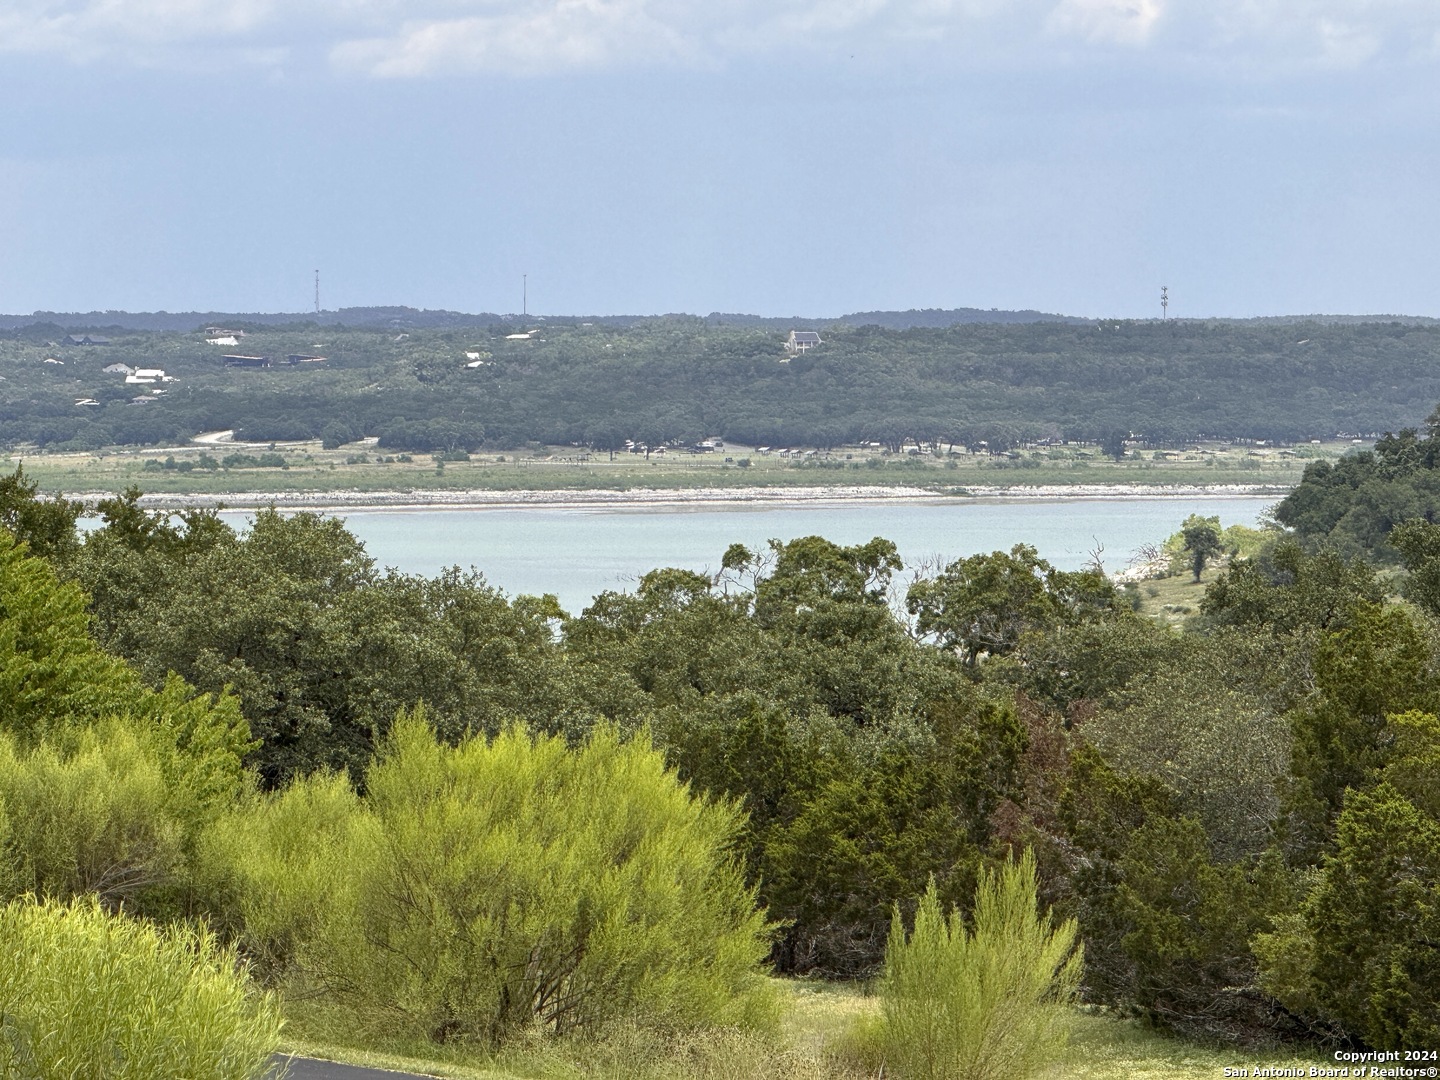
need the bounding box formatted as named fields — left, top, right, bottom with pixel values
left=221, top=496, right=1274, bottom=615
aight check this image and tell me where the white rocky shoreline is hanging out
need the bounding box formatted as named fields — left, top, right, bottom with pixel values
left=68, top=481, right=1293, bottom=513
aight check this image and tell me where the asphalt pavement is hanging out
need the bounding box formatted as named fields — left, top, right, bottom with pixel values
left=268, top=1054, right=440, bottom=1080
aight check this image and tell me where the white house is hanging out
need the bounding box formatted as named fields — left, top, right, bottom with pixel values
left=206, top=335, right=240, bottom=347
left=785, top=331, right=822, bottom=355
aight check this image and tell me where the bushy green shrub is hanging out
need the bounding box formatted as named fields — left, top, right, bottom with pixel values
left=0, top=688, right=250, bottom=913
left=879, top=850, right=1081, bottom=1080
left=203, top=712, right=777, bottom=1045
left=0, top=896, right=280, bottom=1079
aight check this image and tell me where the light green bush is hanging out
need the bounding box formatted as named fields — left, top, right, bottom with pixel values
left=880, top=850, right=1081, bottom=1080
left=0, top=895, right=280, bottom=1079
left=204, top=711, right=777, bottom=1045
left=0, top=697, right=249, bottom=913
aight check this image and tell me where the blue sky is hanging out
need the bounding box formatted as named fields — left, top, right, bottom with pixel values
left=2, top=1, right=1438, bottom=318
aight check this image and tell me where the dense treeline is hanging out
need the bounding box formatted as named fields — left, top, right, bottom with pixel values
left=3, top=317, right=1439, bottom=452
left=2, top=461, right=1438, bottom=1058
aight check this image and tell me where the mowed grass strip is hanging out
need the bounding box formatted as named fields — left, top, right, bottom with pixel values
left=277, top=981, right=1333, bottom=1080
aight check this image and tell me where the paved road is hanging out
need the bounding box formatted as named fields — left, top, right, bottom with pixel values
left=268, top=1054, right=439, bottom=1080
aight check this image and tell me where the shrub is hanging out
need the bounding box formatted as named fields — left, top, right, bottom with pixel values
left=0, top=696, right=251, bottom=914
left=880, top=850, right=1081, bottom=1080
left=0, top=896, right=280, bottom=1080
left=204, top=712, right=777, bottom=1045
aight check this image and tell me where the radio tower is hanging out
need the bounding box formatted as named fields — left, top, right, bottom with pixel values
left=1160, top=285, right=1169, bottom=320
left=315, top=270, right=320, bottom=315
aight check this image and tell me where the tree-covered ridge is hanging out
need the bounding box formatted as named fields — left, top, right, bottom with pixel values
left=3, top=317, right=1440, bottom=452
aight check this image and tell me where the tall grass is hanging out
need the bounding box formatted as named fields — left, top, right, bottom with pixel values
left=880, top=850, right=1081, bottom=1080
left=0, top=895, right=281, bottom=1079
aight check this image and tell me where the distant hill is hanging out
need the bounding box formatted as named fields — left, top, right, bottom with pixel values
left=6, top=305, right=1439, bottom=333
left=0, top=305, right=1088, bottom=332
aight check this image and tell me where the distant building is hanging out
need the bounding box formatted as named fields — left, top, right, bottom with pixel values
left=222, top=354, right=270, bottom=368
left=42, top=358, right=64, bottom=365
left=286, top=354, right=327, bottom=364
left=74, top=398, right=100, bottom=407
left=206, top=336, right=240, bottom=347
left=67, top=334, right=111, bottom=346
left=785, top=331, right=822, bottom=355
left=102, top=363, right=133, bottom=375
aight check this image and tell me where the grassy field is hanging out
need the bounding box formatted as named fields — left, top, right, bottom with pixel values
left=276, top=980, right=1331, bottom=1080
left=1132, top=569, right=1217, bottom=628
left=7, top=438, right=1345, bottom=499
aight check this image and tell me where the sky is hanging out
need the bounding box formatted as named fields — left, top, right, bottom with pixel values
left=2, top=1, right=1439, bottom=319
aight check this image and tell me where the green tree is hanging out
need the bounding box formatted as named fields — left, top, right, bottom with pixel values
left=1258, top=711, right=1440, bottom=1047
left=907, top=544, right=1117, bottom=666
left=1180, top=515, right=1224, bottom=582
left=0, top=465, right=82, bottom=565
left=1283, top=603, right=1438, bottom=864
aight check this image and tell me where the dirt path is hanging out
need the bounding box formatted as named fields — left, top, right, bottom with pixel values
left=270, top=1054, right=440, bottom=1080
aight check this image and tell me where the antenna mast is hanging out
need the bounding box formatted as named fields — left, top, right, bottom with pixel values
left=1160, top=285, right=1169, bottom=320
left=315, top=270, right=320, bottom=315
left=523, top=273, right=527, bottom=318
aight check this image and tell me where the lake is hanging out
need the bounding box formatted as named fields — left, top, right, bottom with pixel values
left=220, top=495, right=1274, bottom=614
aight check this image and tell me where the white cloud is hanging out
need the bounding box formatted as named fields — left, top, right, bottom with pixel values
left=332, top=0, right=696, bottom=77
left=1045, top=0, right=1163, bottom=46
left=1, top=0, right=1439, bottom=75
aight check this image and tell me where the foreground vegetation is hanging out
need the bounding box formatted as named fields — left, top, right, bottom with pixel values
left=3, top=409, right=1440, bottom=1074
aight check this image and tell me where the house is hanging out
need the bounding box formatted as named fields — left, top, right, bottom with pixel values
left=74, top=398, right=100, bottom=407
left=42, top=358, right=63, bottom=365
left=222, top=354, right=270, bottom=368
left=102, top=363, right=133, bottom=375
left=505, top=331, right=538, bottom=341
left=206, top=336, right=240, bottom=347
left=785, top=331, right=821, bottom=355
left=286, top=354, right=327, bottom=364
left=203, top=327, right=244, bottom=338
left=67, top=334, right=111, bottom=346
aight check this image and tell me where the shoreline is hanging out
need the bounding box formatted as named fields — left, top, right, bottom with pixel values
left=70, top=482, right=1294, bottom=513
